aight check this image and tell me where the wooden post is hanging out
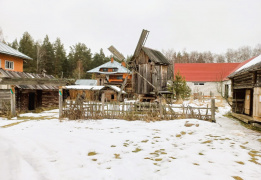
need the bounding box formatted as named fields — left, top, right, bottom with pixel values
left=159, top=96, right=163, bottom=119
left=59, top=87, right=63, bottom=118
left=211, top=98, right=216, bottom=122
left=102, top=93, right=105, bottom=116
left=10, top=85, right=16, bottom=117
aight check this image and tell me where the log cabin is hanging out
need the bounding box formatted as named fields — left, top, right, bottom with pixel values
left=228, top=54, right=261, bottom=126
left=0, top=42, right=63, bottom=115
left=87, top=58, right=132, bottom=94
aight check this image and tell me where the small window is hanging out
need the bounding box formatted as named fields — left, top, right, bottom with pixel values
left=117, top=76, right=123, bottom=79
left=194, top=82, right=205, bottom=85
left=5, top=60, right=14, bottom=70
left=112, top=68, right=118, bottom=72
left=103, top=68, right=108, bottom=72
left=111, top=94, right=114, bottom=99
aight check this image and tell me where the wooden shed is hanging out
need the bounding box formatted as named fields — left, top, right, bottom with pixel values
left=0, top=68, right=66, bottom=114
left=228, top=55, right=261, bottom=124
left=63, top=85, right=127, bottom=102
left=128, top=30, right=170, bottom=101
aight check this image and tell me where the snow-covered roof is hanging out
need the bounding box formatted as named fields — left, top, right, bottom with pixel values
left=0, top=41, right=33, bottom=60
left=228, top=54, right=261, bottom=78
left=106, top=85, right=126, bottom=94
left=65, top=85, right=104, bottom=90
left=87, top=60, right=130, bottom=74
left=235, top=54, right=261, bottom=72
left=75, top=79, right=97, bottom=86
left=64, top=85, right=126, bottom=94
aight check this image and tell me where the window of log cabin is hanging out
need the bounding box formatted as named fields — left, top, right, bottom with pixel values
left=117, top=75, right=123, bottom=79
left=100, top=68, right=108, bottom=72
left=112, top=68, right=118, bottom=72
left=5, top=60, right=14, bottom=70
left=111, top=94, right=114, bottom=99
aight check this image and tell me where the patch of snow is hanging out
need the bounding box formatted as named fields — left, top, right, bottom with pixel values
left=0, top=103, right=260, bottom=180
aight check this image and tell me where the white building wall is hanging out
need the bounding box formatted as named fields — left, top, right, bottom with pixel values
left=187, top=80, right=232, bottom=97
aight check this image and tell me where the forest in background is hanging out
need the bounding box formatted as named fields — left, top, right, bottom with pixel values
left=1, top=29, right=261, bottom=79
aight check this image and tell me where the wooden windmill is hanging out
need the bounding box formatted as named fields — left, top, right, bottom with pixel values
left=129, top=29, right=170, bottom=101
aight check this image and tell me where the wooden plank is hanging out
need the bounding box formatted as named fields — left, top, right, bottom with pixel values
left=211, top=98, right=215, bottom=122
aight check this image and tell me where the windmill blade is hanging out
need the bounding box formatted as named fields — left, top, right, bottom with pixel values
left=133, top=29, right=149, bottom=58
left=108, top=45, right=125, bottom=61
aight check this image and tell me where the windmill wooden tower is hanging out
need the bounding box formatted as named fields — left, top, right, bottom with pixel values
left=129, top=29, right=170, bottom=101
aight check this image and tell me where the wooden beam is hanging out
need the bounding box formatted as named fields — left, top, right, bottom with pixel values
left=59, top=87, right=63, bottom=118
left=10, top=85, right=16, bottom=117
left=0, top=77, right=69, bottom=86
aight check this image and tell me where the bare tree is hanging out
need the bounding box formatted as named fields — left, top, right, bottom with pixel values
left=0, top=27, right=5, bottom=43
left=253, top=44, right=261, bottom=56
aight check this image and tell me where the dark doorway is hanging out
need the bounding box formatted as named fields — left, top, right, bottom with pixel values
left=28, top=92, right=35, bottom=110
left=224, top=84, right=229, bottom=98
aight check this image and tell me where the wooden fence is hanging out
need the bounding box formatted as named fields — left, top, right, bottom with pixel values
left=61, top=98, right=216, bottom=122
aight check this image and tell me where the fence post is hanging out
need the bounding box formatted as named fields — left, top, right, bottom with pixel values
left=59, top=87, right=63, bottom=118
left=159, top=96, right=163, bottom=119
left=211, top=98, right=216, bottom=122
left=102, top=93, right=105, bottom=116
left=10, top=85, right=16, bottom=117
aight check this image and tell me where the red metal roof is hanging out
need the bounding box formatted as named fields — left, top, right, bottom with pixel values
left=174, top=63, right=240, bottom=82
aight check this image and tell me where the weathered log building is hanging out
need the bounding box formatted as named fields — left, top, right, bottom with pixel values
left=0, top=69, right=59, bottom=112
left=228, top=55, right=261, bottom=125
left=129, top=30, right=170, bottom=101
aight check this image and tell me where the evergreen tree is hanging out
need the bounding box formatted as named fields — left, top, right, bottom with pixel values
left=53, top=38, right=67, bottom=78
left=41, top=35, right=55, bottom=74
left=7, top=39, right=19, bottom=50
left=168, top=71, right=191, bottom=100
left=19, top=32, right=36, bottom=73
left=68, top=43, right=92, bottom=79
left=91, top=48, right=109, bottom=69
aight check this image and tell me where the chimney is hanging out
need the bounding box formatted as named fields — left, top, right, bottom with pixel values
left=121, top=61, right=126, bottom=67
left=111, top=57, right=114, bottom=63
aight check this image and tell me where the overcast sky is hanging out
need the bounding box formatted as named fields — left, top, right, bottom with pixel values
left=1, top=0, right=261, bottom=57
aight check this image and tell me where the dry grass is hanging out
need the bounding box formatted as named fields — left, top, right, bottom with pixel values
left=176, top=134, right=182, bottom=137
left=154, top=158, right=162, bottom=161
left=87, top=151, right=97, bottom=156
left=180, top=131, right=186, bottom=135
left=248, top=150, right=261, bottom=165
left=232, top=176, right=244, bottom=180
left=1, top=120, right=28, bottom=128
left=132, top=148, right=142, bottom=153
left=201, top=140, right=213, bottom=144
left=235, top=161, right=245, bottom=165
left=114, top=154, right=121, bottom=159
left=141, top=140, right=149, bottom=143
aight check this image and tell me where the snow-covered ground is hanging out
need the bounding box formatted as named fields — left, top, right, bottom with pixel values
left=0, top=101, right=260, bottom=180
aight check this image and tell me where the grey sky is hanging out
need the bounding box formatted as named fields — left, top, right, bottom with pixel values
left=1, top=0, right=260, bottom=57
